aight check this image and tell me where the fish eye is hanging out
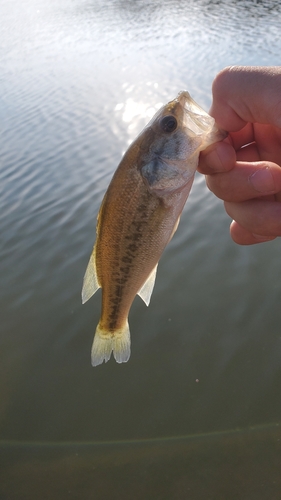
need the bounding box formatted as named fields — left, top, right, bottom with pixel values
left=160, top=115, right=178, bottom=133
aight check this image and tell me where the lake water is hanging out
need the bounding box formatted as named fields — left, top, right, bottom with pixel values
left=1, top=0, right=281, bottom=498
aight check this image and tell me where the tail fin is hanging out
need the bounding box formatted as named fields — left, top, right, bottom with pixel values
left=91, top=322, right=131, bottom=367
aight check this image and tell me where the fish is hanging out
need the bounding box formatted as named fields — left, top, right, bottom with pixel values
left=82, top=91, right=226, bottom=366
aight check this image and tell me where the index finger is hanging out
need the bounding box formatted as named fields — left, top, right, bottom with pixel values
left=210, top=66, right=281, bottom=131
left=198, top=140, right=236, bottom=174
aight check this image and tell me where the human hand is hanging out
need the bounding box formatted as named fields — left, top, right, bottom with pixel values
left=198, top=66, right=281, bottom=245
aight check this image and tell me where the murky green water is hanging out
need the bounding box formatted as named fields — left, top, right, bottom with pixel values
left=1, top=0, right=281, bottom=497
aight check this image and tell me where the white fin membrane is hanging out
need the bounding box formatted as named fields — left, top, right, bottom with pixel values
left=137, top=264, right=158, bottom=306
left=91, top=322, right=131, bottom=366
left=169, top=216, right=180, bottom=242
left=82, top=247, right=100, bottom=304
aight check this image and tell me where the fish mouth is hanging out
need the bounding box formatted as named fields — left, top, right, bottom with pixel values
left=177, top=90, right=192, bottom=106
left=177, top=90, right=227, bottom=141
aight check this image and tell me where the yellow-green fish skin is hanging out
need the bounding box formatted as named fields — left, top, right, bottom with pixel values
left=82, top=91, right=226, bottom=366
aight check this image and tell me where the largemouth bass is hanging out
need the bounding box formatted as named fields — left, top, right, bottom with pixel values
left=82, top=91, right=226, bottom=366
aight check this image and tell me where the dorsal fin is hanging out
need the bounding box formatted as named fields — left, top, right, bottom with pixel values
left=81, top=246, right=100, bottom=304
left=137, top=264, right=158, bottom=306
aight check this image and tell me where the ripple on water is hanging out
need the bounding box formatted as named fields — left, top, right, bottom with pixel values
left=1, top=0, right=281, bottom=458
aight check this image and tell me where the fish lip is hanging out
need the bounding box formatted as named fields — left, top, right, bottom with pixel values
left=177, top=90, right=191, bottom=105
left=178, top=90, right=228, bottom=140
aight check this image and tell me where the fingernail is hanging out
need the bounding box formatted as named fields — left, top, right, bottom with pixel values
left=252, top=233, right=276, bottom=242
left=249, top=167, right=275, bottom=193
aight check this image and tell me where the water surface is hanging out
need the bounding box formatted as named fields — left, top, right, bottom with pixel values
left=1, top=0, right=281, bottom=497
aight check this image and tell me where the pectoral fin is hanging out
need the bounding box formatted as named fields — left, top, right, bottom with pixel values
left=137, top=264, right=158, bottom=306
left=169, top=216, right=180, bottom=242
left=82, top=246, right=100, bottom=304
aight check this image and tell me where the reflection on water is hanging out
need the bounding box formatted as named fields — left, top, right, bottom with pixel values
left=1, top=0, right=281, bottom=497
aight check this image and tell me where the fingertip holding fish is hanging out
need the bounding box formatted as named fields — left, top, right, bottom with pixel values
left=83, top=90, right=226, bottom=366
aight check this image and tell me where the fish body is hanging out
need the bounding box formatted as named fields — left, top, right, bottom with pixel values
left=82, top=91, right=226, bottom=366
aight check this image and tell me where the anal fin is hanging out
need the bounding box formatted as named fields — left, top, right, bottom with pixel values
left=82, top=246, right=100, bottom=304
left=137, top=264, right=158, bottom=306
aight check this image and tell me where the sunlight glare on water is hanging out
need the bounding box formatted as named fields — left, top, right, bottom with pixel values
left=114, top=82, right=163, bottom=143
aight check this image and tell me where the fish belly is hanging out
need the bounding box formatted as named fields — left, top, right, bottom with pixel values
left=92, top=182, right=177, bottom=365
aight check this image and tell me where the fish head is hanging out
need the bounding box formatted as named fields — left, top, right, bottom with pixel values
left=138, top=91, right=227, bottom=196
